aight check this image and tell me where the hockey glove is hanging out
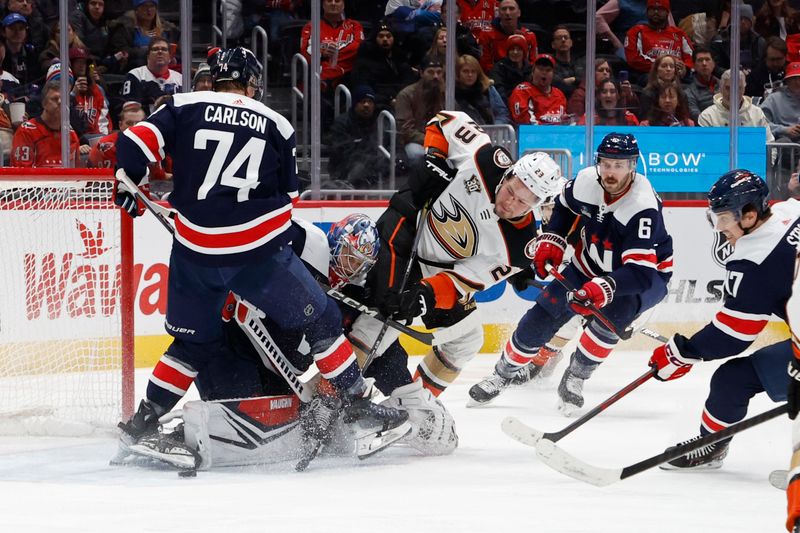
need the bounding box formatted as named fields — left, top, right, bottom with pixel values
left=567, top=276, right=615, bottom=316
left=788, top=357, right=800, bottom=420
left=508, top=266, right=538, bottom=292
left=394, top=282, right=437, bottom=324
left=532, top=232, right=567, bottom=278
left=649, top=334, right=700, bottom=381
left=424, top=148, right=456, bottom=183
left=113, top=169, right=150, bottom=218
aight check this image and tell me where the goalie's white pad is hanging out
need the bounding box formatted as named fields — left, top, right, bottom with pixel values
left=381, top=380, right=458, bottom=455
left=182, top=396, right=308, bottom=469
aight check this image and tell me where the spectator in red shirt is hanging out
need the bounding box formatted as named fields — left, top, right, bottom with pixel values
left=458, top=0, right=497, bottom=38
left=508, top=53, right=567, bottom=125
left=301, top=0, right=364, bottom=91
left=624, top=0, right=693, bottom=79
left=11, top=80, right=80, bottom=168
left=88, top=101, right=145, bottom=169
left=477, top=0, right=537, bottom=73
left=70, top=46, right=110, bottom=135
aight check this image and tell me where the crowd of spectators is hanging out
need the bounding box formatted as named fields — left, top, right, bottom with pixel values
left=2, top=0, right=799, bottom=191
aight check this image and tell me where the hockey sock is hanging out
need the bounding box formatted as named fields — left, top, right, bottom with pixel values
left=415, top=347, right=463, bottom=397
left=497, top=335, right=541, bottom=377
left=700, top=356, right=764, bottom=436
left=574, top=321, right=618, bottom=365
left=147, top=354, right=198, bottom=415
left=311, top=334, right=361, bottom=392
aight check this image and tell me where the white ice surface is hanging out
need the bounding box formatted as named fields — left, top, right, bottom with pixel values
left=0, top=351, right=788, bottom=533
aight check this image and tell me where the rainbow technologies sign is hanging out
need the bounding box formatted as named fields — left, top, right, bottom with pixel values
left=518, top=126, right=767, bottom=193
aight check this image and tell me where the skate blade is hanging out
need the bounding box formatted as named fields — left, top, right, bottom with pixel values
left=356, top=421, right=412, bottom=459
left=658, top=459, right=724, bottom=471
left=128, top=443, right=199, bottom=470
left=556, top=399, right=581, bottom=418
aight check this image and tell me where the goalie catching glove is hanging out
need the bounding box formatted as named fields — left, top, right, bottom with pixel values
left=649, top=334, right=701, bottom=381
left=113, top=168, right=150, bottom=217
left=567, top=276, right=615, bottom=316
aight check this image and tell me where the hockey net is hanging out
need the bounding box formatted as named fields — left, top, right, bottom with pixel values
left=0, top=169, right=134, bottom=436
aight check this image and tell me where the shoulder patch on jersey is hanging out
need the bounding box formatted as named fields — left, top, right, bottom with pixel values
left=464, top=174, right=482, bottom=195
left=474, top=143, right=507, bottom=195
left=493, top=148, right=513, bottom=168
left=524, top=238, right=537, bottom=259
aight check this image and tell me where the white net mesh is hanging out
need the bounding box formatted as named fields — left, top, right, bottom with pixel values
left=0, top=177, right=131, bottom=436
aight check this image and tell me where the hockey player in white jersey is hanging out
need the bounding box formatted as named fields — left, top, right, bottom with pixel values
left=349, top=110, right=563, bottom=398
left=469, top=133, right=674, bottom=414
left=650, top=170, right=798, bottom=470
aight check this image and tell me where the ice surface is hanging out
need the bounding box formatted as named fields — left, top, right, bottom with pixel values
left=0, top=351, right=788, bottom=533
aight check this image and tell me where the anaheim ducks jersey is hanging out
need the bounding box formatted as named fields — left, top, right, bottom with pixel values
left=548, top=166, right=673, bottom=297
left=416, top=111, right=539, bottom=297
left=687, top=199, right=800, bottom=360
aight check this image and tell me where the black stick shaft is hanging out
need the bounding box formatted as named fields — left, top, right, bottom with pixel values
left=546, top=369, right=655, bottom=441
left=620, top=403, right=788, bottom=480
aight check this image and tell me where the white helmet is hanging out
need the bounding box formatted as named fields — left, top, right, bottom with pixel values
left=510, top=152, right=563, bottom=206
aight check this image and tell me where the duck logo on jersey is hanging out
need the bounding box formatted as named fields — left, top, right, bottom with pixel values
left=711, top=230, right=734, bottom=267
left=428, top=194, right=479, bottom=259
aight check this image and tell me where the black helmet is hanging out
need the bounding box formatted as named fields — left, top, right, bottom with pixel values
left=596, top=132, right=639, bottom=160
left=210, top=47, right=263, bottom=99
left=708, top=169, right=769, bottom=218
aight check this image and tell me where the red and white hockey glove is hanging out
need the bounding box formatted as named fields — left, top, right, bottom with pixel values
left=113, top=169, right=150, bottom=218
left=532, top=232, right=567, bottom=278
left=649, top=334, right=700, bottom=381
left=567, top=276, right=615, bottom=316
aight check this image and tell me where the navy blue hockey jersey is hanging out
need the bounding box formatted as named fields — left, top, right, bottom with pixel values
left=548, top=166, right=674, bottom=296
left=116, top=91, right=299, bottom=265
left=687, top=199, right=800, bottom=360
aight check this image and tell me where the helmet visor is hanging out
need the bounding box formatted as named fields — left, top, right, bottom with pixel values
left=705, top=208, right=741, bottom=230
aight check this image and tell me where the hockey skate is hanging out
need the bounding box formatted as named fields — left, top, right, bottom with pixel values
left=128, top=424, right=201, bottom=471
left=343, top=396, right=411, bottom=459
left=659, top=436, right=730, bottom=470
left=117, top=400, right=160, bottom=446
left=556, top=369, right=585, bottom=417
left=296, top=394, right=343, bottom=471
left=467, top=371, right=514, bottom=407
left=509, top=363, right=544, bottom=386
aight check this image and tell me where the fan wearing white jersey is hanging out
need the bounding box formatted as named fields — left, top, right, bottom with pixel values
left=349, top=110, right=563, bottom=398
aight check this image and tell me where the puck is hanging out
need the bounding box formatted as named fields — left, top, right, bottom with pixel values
left=178, top=469, right=197, bottom=478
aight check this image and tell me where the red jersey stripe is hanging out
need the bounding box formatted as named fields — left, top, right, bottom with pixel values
left=174, top=209, right=292, bottom=249
left=715, top=311, right=768, bottom=336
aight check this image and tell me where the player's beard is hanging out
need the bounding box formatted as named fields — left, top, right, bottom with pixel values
left=421, top=78, right=444, bottom=118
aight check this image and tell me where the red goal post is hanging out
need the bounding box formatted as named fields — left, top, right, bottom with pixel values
left=0, top=168, right=134, bottom=436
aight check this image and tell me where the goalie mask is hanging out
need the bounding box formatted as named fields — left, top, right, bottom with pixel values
left=211, top=47, right=263, bottom=100
left=506, top=151, right=563, bottom=209
left=327, top=214, right=380, bottom=288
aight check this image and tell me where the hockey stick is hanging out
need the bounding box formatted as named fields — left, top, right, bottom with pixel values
left=325, top=286, right=481, bottom=347
left=502, top=368, right=655, bottom=447
left=115, top=169, right=176, bottom=235
left=534, top=403, right=788, bottom=487
left=362, top=208, right=428, bottom=371
left=547, top=267, right=632, bottom=340
left=234, top=297, right=314, bottom=403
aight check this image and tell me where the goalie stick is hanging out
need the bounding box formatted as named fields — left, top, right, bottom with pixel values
left=533, top=403, right=788, bottom=487
left=502, top=368, right=656, bottom=447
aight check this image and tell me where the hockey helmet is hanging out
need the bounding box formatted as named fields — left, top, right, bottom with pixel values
left=211, top=47, right=263, bottom=99
left=509, top=151, right=563, bottom=207
left=327, top=214, right=380, bottom=287
left=706, top=169, right=769, bottom=226
left=596, top=132, right=639, bottom=161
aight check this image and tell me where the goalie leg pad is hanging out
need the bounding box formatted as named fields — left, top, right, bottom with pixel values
left=381, top=379, right=458, bottom=455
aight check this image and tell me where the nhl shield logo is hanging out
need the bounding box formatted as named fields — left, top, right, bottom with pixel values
left=711, top=231, right=734, bottom=267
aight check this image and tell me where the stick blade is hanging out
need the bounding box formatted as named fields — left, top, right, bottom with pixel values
left=501, top=416, right=545, bottom=447
left=535, top=438, right=622, bottom=487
